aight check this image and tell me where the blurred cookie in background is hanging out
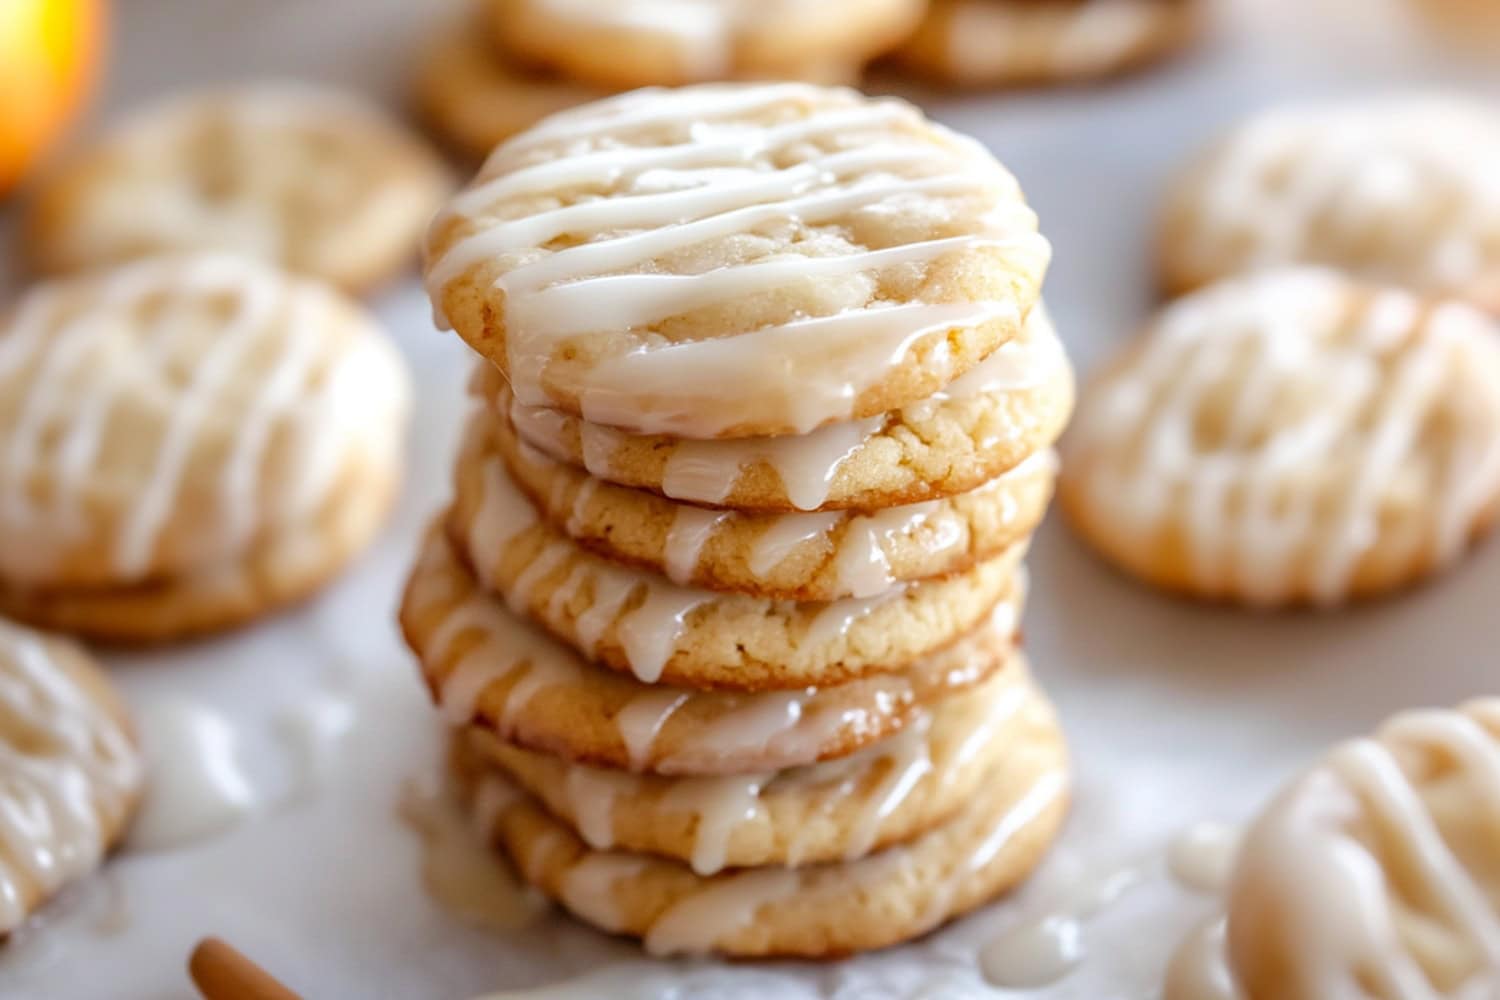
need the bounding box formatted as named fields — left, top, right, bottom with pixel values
left=413, top=27, right=611, bottom=163
left=1061, top=269, right=1500, bottom=608
left=0, top=615, right=142, bottom=935
left=1159, top=96, right=1500, bottom=314
left=483, top=0, right=925, bottom=91
left=891, top=0, right=1200, bottom=87
left=0, top=254, right=412, bottom=643
left=24, top=83, right=451, bottom=293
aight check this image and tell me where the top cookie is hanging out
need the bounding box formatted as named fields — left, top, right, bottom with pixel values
left=1227, top=699, right=1500, bottom=1000
left=0, top=617, right=143, bottom=933
left=0, top=253, right=412, bottom=591
left=424, top=83, right=1051, bottom=439
left=27, top=83, right=451, bottom=293
left=484, top=0, right=927, bottom=90
left=1060, top=269, right=1500, bottom=607
left=1159, top=96, right=1500, bottom=313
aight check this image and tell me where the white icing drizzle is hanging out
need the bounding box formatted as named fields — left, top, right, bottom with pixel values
left=0, top=623, right=141, bottom=932
left=499, top=305, right=1065, bottom=512
left=428, top=83, right=1043, bottom=438
left=614, top=693, right=691, bottom=772
left=399, top=777, right=541, bottom=932
left=0, top=254, right=409, bottom=584
left=663, top=506, right=731, bottom=585
left=803, top=585, right=907, bottom=646
left=1226, top=699, right=1500, bottom=999
left=462, top=446, right=712, bottom=684
left=1168, top=821, right=1242, bottom=895
left=126, top=699, right=258, bottom=852
left=1165, top=918, right=1244, bottom=1000
left=1066, top=269, right=1500, bottom=606
left=560, top=855, right=649, bottom=934
left=980, top=915, right=1086, bottom=989
left=1183, top=96, right=1500, bottom=295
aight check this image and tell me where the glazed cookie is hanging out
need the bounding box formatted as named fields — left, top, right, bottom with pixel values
left=478, top=404, right=1056, bottom=600
left=893, top=0, right=1199, bottom=87
left=413, top=28, right=609, bottom=162
left=399, top=524, right=1024, bottom=775
left=0, top=617, right=143, bottom=933
left=1060, top=269, right=1500, bottom=607
left=454, top=681, right=1068, bottom=958
left=483, top=0, right=925, bottom=90
left=424, top=83, right=1052, bottom=439
left=1226, top=699, right=1500, bottom=1000
left=1159, top=97, right=1500, bottom=312
left=0, top=254, right=411, bottom=640
left=468, top=661, right=1033, bottom=874
left=478, top=303, right=1074, bottom=512
left=27, top=83, right=451, bottom=292
left=447, top=421, right=1027, bottom=688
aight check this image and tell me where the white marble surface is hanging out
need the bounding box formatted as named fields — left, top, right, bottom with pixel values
left=0, top=0, right=1497, bottom=997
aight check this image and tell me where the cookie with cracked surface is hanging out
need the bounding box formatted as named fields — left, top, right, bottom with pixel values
left=27, top=83, right=451, bottom=293
left=452, top=677, right=1068, bottom=958
left=424, top=82, right=1051, bottom=439
left=475, top=301, right=1073, bottom=512
left=475, top=402, right=1056, bottom=601
left=399, top=524, right=1024, bottom=775
left=446, top=424, right=1027, bottom=689
left=1060, top=269, right=1500, bottom=607
left=1159, top=96, right=1500, bottom=313
left=1226, top=698, right=1500, bottom=1000
left=0, top=254, right=411, bottom=640
left=467, top=659, right=1037, bottom=875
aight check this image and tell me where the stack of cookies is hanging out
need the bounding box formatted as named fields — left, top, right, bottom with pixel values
left=401, top=83, right=1076, bottom=957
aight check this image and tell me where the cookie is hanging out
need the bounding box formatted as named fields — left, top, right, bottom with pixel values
left=26, top=83, right=451, bottom=293
left=892, top=0, right=1200, bottom=87
left=447, top=418, right=1027, bottom=688
left=478, top=302, right=1074, bottom=512
left=413, top=27, right=610, bottom=163
left=476, top=402, right=1056, bottom=601
left=483, top=0, right=925, bottom=90
left=399, top=523, right=1024, bottom=775
left=1060, top=269, right=1500, bottom=607
left=424, top=83, right=1052, bottom=439
left=467, top=660, right=1034, bottom=875
left=0, top=254, right=411, bottom=640
left=1159, top=97, right=1500, bottom=313
left=1226, top=699, right=1500, bottom=1000
left=0, top=617, right=143, bottom=933
left=454, top=679, right=1069, bottom=958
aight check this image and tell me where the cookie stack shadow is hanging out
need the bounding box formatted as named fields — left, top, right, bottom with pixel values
left=399, top=85, right=1077, bottom=958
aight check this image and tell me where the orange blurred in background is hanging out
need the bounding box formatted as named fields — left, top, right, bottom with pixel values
left=0, top=0, right=105, bottom=195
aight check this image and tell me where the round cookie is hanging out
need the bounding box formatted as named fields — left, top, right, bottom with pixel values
left=413, top=27, right=610, bottom=163
left=1060, top=269, right=1500, bottom=607
left=0, top=617, right=143, bottom=933
left=0, top=254, right=411, bottom=640
left=1226, top=699, right=1500, bottom=1000
left=478, top=405, right=1056, bottom=601
left=468, top=660, right=1034, bottom=875
left=447, top=418, right=1027, bottom=689
left=26, top=83, right=451, bottom=293
left=453, top=680, right=1069, bottom=958
left=892, top=0, right=1200, bottom=87
left=482, top=0, right=925, bottom=90
left=399, top=524, right=1024, bottom=775
left=479, top=302, right=1074, bottom=512
left=1159, top=96, right=1500, bottom=313
left=424, top=83, right=1052, bottom=439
